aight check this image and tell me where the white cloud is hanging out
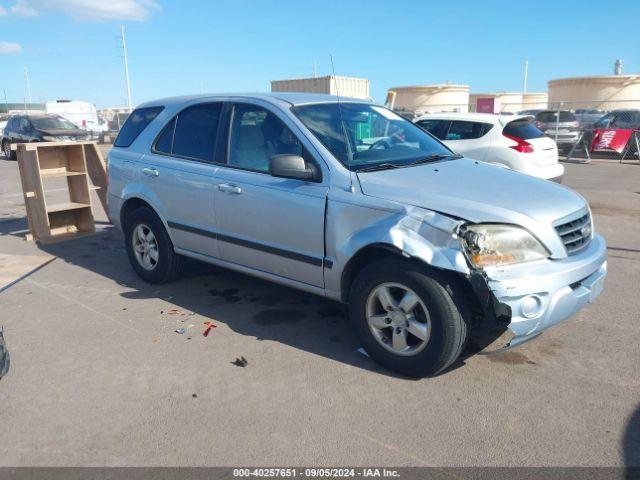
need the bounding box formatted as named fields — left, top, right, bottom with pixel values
left=0, top=41, right=23, bottom=54
left=10, top=0, right=159, bottom=21
left=0, top=5, right=7, bottom=15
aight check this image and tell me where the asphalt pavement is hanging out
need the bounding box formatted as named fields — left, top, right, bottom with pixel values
left=0, top=149, right=638, bottom=467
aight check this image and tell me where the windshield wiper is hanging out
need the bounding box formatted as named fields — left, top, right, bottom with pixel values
left=357, top=163, right=402, bottom=172
left=409, top=153, right=463, bottom=165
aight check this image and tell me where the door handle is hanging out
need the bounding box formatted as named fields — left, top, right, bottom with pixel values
left=217, top=183, right=242, bottom=195
left=142, top=167, right=159, bottom=177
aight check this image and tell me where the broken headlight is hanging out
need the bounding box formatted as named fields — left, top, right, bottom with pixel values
left=461, top=224, right=549, bottom=268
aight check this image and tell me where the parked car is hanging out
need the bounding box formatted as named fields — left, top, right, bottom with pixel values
left=591, top=109, right=640, bottom=130
left=413, top=112, right=563, bottom=182
left=519, top=109, right=544, bottom=116
left=107, top=93, right=606, bottom=377
left=45, top=100, right=109, bottom=139
left=582, top=109, right=640, bottom=156
left=0, top=114, right=10, bottom=134
left=533, top=110, right=581, bottom=153
left=574, top=109, right=607, bottom=130
left=2, top=113, right=91, bottom=159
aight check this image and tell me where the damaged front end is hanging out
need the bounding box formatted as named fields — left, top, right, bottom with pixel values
left=458, top=222, right=607, bottom=353
left=328, top=198, right=607, bottom=354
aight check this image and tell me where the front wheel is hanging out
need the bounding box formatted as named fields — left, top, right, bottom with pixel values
left=349, top=258, right=468, bottom=377
left=123, top=206, right=184, bottom=284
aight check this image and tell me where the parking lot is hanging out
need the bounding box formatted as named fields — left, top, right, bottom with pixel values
left=0, top=148, right=638, bottom=467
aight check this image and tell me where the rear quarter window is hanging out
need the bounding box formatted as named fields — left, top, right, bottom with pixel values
left=503, top=120, right=545, bottom=139
left=114, top=106, right=164, bottom=148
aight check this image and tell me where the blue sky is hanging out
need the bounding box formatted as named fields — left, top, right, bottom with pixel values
left=1, top=0, right=639, bottom=108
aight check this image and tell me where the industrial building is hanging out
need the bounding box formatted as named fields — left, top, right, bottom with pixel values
left=271, top=75, right=370, bottom=100
left=468, top=92, right=548, bottom=113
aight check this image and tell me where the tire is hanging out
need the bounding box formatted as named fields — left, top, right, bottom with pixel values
left=123, top=206, right=184, bottom=284
left=2, top=140, right=15, bottom=160
left=348, top=257, right=468, bottom=378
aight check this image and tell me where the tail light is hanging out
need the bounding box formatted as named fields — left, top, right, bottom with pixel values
left=503, top=132, right=534, bottom=153
left=82, top=119, right=87, bottom=127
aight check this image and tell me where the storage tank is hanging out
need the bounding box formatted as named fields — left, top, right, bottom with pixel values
left=548, top=75, right=640, bottom=110
left=271, top=75, right=370, bottom=100
left=469, top=92, right=523, bottom=113
left=386, top=84, right=469, bottom=114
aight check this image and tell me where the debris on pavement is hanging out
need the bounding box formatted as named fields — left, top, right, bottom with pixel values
left=231, top=356, right=248, bottom=367
left=357, top=347, right=370, bottom=358
left=203, top=321, right=217, bottom=337
left=174, top=328, right=186, bottom=335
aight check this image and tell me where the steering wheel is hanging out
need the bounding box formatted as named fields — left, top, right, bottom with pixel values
left=368, top=138, right=393, bottom=150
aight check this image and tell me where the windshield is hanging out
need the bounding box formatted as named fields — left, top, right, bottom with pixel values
left=31, top=116, right=78, bottom=130
left=291, top=103, right=455, bottom=171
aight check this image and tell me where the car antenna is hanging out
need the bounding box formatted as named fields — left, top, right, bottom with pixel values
left=330, top=54, right=355, bottom=193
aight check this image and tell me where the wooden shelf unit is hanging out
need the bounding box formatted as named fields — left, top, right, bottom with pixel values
left=17, top=142, right=96, bottom=243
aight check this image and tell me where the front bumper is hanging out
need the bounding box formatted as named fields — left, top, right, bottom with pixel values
left=483, top=233, right=607, bottom=348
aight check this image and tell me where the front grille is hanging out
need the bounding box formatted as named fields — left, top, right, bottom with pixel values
left=554, top=211, right=592, bottom=255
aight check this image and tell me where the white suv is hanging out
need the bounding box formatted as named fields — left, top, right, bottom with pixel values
left=414, top=113, right=564, bottom=182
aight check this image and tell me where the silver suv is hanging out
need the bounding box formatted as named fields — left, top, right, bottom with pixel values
left=107, top=93, right=607, bottom=377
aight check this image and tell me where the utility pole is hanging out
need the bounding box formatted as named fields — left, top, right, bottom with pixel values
left=523, top=60, right=528, bottom=96
left=313, top=59, right=317, bottom=78
left=24, top=67, right=32, bottom=105
left=3, top=89, right=8, bottom=113
left=121, top=24, right=133, bottom=113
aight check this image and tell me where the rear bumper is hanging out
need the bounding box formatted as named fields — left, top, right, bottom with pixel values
left=106, top=192, right=124, bottom=230
left=482, top=234, right=607, bottom=349
left=520, top=162, right=565, bottom=181
left=544, top=130, right=581, bottom=145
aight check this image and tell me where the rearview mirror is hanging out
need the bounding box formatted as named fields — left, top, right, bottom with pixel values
left=269, top=155, right=319, bottom=181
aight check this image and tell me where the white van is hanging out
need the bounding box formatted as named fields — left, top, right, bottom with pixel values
left=45, top=100, right=108, bottom=138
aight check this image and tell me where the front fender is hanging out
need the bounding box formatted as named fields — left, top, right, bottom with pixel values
left=324, top=199, right=469, bottom=298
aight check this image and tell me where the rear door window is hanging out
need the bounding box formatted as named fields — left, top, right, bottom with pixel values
left=171, top=103, right=222, bottom=162
left=415, top=119, right=448, bottom=139
left=114, top=106, right=163, bottom=147
left=503, top=120, right=545, bottom=139
left=445, top=121, right=492, bottom=140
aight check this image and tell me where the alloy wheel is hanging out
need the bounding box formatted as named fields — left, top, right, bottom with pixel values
left=365, top=282, right=431, bottom=356
left=132, top=223, right=159, bottom=271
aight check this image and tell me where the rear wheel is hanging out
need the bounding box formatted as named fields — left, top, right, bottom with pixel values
left=124, top=206, right=184, bottom=283
left=2, top=140, right=15, bottom=160
left=349, top=257, right=468, bottom=377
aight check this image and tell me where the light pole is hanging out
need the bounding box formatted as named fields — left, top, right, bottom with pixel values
left=121, top=25, right=133, bottom=113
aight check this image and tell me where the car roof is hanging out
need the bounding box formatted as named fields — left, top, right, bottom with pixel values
left=413, top=111, right=532, bottom=125
left=136, top=92, right=372, bottom=109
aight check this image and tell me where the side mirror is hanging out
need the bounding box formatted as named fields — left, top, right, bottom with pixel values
left=269, top=154, right=319, bottom=181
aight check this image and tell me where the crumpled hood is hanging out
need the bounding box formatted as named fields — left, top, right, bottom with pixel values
left=357, top=158, right=586, bottom=228
left=38, top=128, right=88, bottom=137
